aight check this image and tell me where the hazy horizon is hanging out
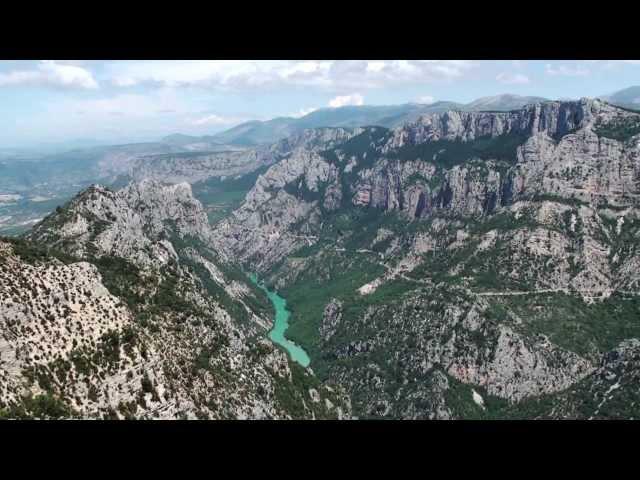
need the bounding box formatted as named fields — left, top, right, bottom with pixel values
left=1, top=60, right=639, bottom=149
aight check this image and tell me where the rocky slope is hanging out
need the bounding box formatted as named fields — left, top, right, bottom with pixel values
left=129, top=127, right=361, bottom=186
left=0, top=180, right=348, bottom=419
left=27, top=180, right=217, bottom=268
left=211, top=98, right=640, bottom=418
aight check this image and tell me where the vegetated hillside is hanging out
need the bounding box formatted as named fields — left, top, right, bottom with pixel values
left=603, top=86, right=640, bottom=112
left=212, top=98, right=640, bottom=419
left=0, top=180, right=348, bottom=419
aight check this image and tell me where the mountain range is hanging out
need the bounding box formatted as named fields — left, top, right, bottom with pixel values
left=200, top=90, right=636, bottom=147
left=208, top=97, right=640, bottom=418
left=2, top=93, right=640, bottom=419
left=205, top=95, right=548, bottom=146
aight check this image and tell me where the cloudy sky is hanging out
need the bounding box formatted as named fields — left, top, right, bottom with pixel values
left=1, top=60, right=639, bottom=147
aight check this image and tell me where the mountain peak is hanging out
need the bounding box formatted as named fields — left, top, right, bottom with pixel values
left=603, top=85, right=640, bottom=109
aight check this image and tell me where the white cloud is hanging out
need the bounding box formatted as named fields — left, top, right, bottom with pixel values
left=329, top=93, right=364, bottom=108
left=0, top=60, right=98, bottom=89
left=416, top=95, right=435, bottom=104
left=289, top=107, right=318, bottom=118
left=279, top=61, right=332, bottom=79
left=109, top=60, right=315, bottom=89
left=190, top=114, right=242, bottom=126
left=366, top=61, right=386, bottom=73
left=112, top=76, right=138, bottom=87
left=106, top=60, right=477, bottom=92
left=496, top=72, right=530, bottom=85
left=40, top=61, right=99, bottom=89
left=545, top=63, right=590, bottom=77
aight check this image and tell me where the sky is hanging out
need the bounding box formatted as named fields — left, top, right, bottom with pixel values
left=1, top=60, right=639, bottom=148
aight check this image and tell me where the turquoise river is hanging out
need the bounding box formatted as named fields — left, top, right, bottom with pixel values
left=248, top=274, right=311, bottom=367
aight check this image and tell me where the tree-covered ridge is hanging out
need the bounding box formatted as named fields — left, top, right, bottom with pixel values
left=594, top=114, right=640, bottom=141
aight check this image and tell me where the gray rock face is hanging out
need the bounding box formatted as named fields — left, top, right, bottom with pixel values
left=130, top=150, right=266, bottom=184
left=211, top=149, right=340, bottom=270
left=274, top=127, right=363, bottom=153
left=533, top=338, right=640, bottom=419
left=318, top=290, right=597, bottom=417
left=2, top=180, right=348, bottom=419
left=356, top=100, right=640, bottom=220
left=28, top=180, right=210, bottom=270
left=213, top=99, right=640, bottom=273
left=209, top=99, right=640, bottom=418
left=208, top=96, right=553, bottom=147
left=383, top=99, right=598, bottom=147
left=447, top=323, right=593, bottom=401
left=320, top=299, right=343, bottom=342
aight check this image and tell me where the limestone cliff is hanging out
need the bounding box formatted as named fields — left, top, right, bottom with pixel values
left=0, top=180, right=347, bottom=419
left=210, top=99, right=640, bottom=418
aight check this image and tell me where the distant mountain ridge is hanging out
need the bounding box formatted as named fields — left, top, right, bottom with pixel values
left=182, top=88, right=640, bottom=147
left=464, top=94, right=548, bottom=111
left=206, top=95, right=548, bottom=146
left=602, top=86, right=640, bottom=110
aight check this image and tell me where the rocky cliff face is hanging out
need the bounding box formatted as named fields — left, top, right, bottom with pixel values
left=28, top=180, right=212, bottom=269
left=1, top=180, right=348, bottom=419
left=211, top=99, right=640, bottom=419
left=213, top=99, right=640, bottom=294
left=338, top=99, right=639, bottom=220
